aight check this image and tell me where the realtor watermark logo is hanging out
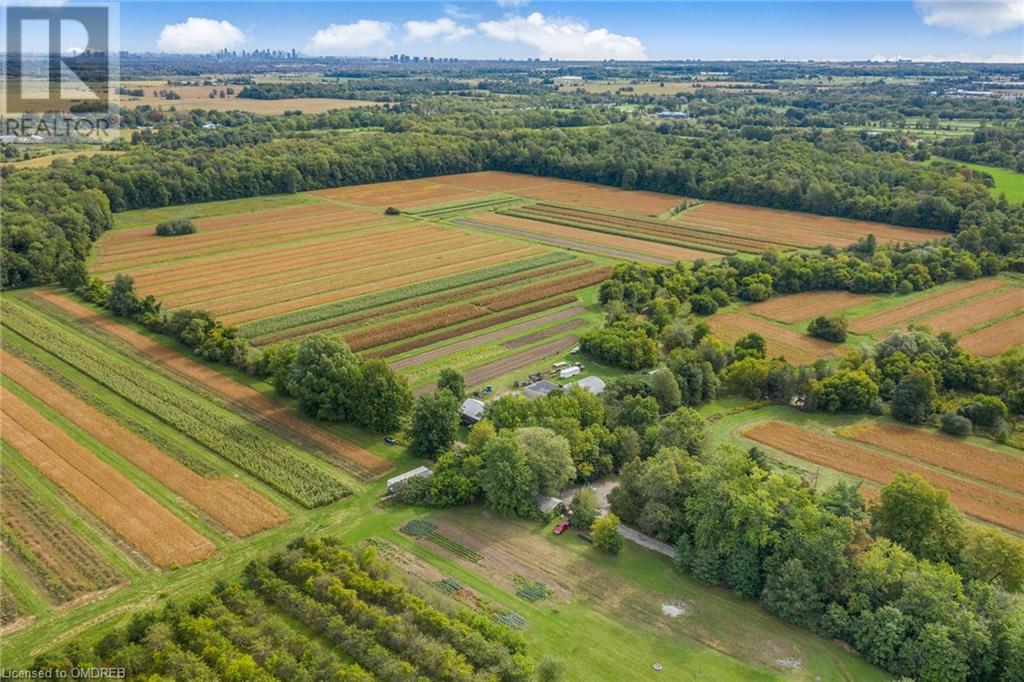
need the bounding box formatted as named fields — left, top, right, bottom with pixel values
left=1, top=2, right=119, bottom=141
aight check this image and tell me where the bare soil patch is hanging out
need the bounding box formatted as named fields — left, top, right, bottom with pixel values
left=959, top=314, right=1024, bottom=356
left=708, top=313, right=840, bottom=364
left=848, top=279, right=1005, bottom=334
left=745, top=291, right=875, bottom=324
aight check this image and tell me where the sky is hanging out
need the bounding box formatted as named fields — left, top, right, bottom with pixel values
left=25, top=1, right=1024, bottom=62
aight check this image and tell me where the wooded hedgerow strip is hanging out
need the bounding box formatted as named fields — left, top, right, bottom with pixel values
left=240, top=251, right=575, bottom=340
left=1, top=300, right=350, bottom=507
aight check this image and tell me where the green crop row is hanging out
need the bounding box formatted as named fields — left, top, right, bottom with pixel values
left=241, top=251, right=575, bottom=340
left=408, top=196, right=520, bottom=220
left=1, top=299, right=350, bottom=508
left=426, top=531, right=484, bottom=562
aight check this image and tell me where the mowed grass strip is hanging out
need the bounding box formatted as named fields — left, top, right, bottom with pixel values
left=708, top=312, right=840, bottom=364
left=677, top=202, right=944, bottom=247
left=840, top=422, right=1024, bottom=495
left=743, top=421, right=1024, bottom=534
left=0, top=461, right=123, bottom=604
left=959, top=314, right=1024, bottom=356
left=2, top=351, right=288, bottom=537
left=916, top=287, right=1023, bottom=335
left=240, top=252, right=574, bottom=340
left=2, top=297, right=351, bottom=507
left=848, top=278, right=1006, bottom=334
left=221, top=245, right=545, bottom=325
left=1, top=388, right=216, bottom=568
left=744, top=291, right=876, bottom=324
left=31, top=291, right=389, bottom=481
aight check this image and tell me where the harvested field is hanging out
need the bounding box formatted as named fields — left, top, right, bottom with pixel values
left=959, top=314, right=1024, bottom=356
left=743, top=421, right=1024, bottom=533
left=504, top=204, right=784, bottom=253
left=311, top=178, right=487, bottom=209
left=429, top=171, right=559, bottom=194
left=2, top=351, right=288, bottom=536
left=676, top=202, right=943, bottom=248
left=31, top=291, right=389, bottom=481
left=509, top=178, right=681, bottom=215
left=745, top=291, right=875, bottom=324
left=388, top=305, right=586, bottom=370
left=118, top=90, right=375, bottom=115
left=1, top=462, right=123, bottom=604
left=1, top=387, right=216, bottom=568
left=708, top=313, right=840, bottom=364
left=848, top=278, right=1006, bottom=334
left=415, top=336, right=579, bottom=396
left=840, top=422, right=1024, bottom=495
left=459, top=214, right=715, bottom=263
left=504, top=319, right=586, bottom=349
left=220, top=244, right=544, bottom=325
left=917, top=288, right=1023, bottom=335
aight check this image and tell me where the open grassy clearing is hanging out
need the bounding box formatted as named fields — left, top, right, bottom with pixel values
left=926, top=157, right=1024, bottom=204
left=110, top=193, right=328, bottom=230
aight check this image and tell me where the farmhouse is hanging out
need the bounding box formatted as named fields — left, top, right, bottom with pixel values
left=387, top=466, right=433, bottom=494
left=460, top=398, right=486, bottom=426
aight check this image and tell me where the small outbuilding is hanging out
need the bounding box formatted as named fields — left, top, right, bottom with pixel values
left=460, top=398, right=486, bottom=426
left=568, top=375, right=606, bottom=396
left=535, top=494, right=565, bottom=516
left=558, top=365, right=582, bottom=379
left=524, top=380, right=562, bottom=400
left=387, top=466, right=433, bottom=494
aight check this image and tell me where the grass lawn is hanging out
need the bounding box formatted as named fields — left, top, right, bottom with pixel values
left=926, top=157, right=1024, bottom=204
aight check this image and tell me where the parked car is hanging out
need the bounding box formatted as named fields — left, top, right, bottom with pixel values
left=384, top=437, right=397, bottom=445
left=553, top=520, right=571, bottom=535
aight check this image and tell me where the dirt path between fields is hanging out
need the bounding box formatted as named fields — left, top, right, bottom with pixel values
left=32, top=290, right=391, bottom=481
left=390, top=306, right=586, bottom=370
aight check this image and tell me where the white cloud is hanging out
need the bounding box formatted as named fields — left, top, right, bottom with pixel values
left=404, top=17, right=474, bottom=43
left=496, top=0, right=530, bottom=7
left=156, top=17, right=245, bottom=53
left=478, top=12, right=646, bottom=60
left=444, top=4, right=478, bottom=21
left=306, top=20, right=393, bottom=55
left=870, top=52, right=1024, bottom=64
left=913, top=0, right=1024, bottom=37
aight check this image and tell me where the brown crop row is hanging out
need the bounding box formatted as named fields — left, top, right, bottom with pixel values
left=1, top=464, right=123, bottom=604
left=959, top=314, right=1024, bottom=357
left=32, top=290, right=392, bottom=480
left=221, top=246, right=542, bottom=325
left=745, top=291, right=876, bottom=324
left=252, top=261, right=589, bottom=346
left=476, top=266, right=612, bottom=311
left=841, top=422, right=1024, bottom=496
left=345, top=303, right=487, bottom=352
left=471, top=213, right=715, bottom=262
left=385, top=302, right=584, bottom=368
left=743, top=421, right=1024, bottom=534
left=504, top=319, right=587, bottom=349
left=2, top=351, right=288, bottom=537
left=918, top=288, right=1023, bottom=335
left=849, top=278, right=1007, bottom=334
left=1, top=387, right=216, bottom=568
left=708, top=312, right=840, bottom=364
left=510, top=178, right=681, bottom=216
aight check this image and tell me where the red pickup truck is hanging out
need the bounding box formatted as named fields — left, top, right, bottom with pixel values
left=553, top=520, right=571, bottom=535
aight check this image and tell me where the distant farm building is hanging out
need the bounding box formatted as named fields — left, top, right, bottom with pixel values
left=460, top=398, right=486, bottom=426
left=524, top=380, right=562, bottom=400
left=568, top=376, right=606, bottom=395
left=387, top=466, right=433, bottom=494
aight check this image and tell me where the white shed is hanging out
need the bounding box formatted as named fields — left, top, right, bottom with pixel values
left=460, top=398, right=486, bottom=425
left=387, top=466, right=433, bottom=494
left=559, top=366, right=582, bottom=379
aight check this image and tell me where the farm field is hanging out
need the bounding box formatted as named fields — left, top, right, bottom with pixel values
left=742, top=420, right=1024, bottom=533
left=114, top=83, right=376, bottom=114
left=847, top=276, right=1020, bottom=336
left=674, top=201, right=943, bottom=248
left=744, top=291, right=876, bottom=323
left=959, top=314, right=1024, bottom=356
left=707, top=312, right=842, bottom=363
